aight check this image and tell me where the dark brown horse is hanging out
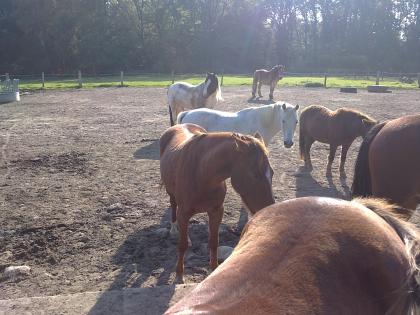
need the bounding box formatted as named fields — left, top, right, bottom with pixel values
left=251, top=65, right=285, bottom=100
left=352, top=114, right=420, bottom=215
left=166, top=197, right=420, bottom=315
left=299, top=105, right=377, bottom=178
left=160, top=123, right=275, bottom=282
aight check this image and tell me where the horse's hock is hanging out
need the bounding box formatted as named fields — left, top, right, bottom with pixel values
left=0, top=79, right=20, bottom=103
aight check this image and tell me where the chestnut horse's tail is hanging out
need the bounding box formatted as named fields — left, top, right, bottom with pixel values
left=168, top=105, right=175, bottom=126
left=351, top=122, right=386, bottom=197
left=354, top=198, right=420, bottom=314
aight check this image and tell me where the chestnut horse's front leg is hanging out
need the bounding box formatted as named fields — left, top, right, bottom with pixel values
left=339, top=142, right=352, bottom=178
left=269, top=83, right=275, bottom=100
left=175, top=214, right=190, bottom=283
left=326, top=144, right=338, bottom=177
left=208, top=206, right=224, bottom=271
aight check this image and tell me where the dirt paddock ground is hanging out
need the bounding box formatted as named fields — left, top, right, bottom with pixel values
left=1, top=86, right=419, bottom=303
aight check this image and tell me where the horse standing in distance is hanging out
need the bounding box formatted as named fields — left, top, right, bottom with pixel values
left=299, top=105, right=376, bottom=178
left=167, top=72, right=222, bottom=126
left=166, top=197, right=420, bottom=315
left=352, top=114, right=420, bottom=215
left=160, top=123, right=275, bottom=283
left=251, top=65, right=285, bottom=100
left=177, top=102, right=299, bottom=147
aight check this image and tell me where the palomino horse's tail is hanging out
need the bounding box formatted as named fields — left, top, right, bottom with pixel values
left=299, top=122, right=305, bottom=160
left=168, top=105, right=175, bottom=126
left=353, top=198, right=420, bottom=314
left=351, top=122, right=386, bottom=197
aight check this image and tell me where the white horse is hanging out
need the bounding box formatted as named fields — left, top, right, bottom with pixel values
left=167, top=72, right=223, bottom=126
left=177, top=102, right=300, bottom=147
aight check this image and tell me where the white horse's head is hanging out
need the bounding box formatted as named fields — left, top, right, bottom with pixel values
left=277, top=102, right=299, bottom=148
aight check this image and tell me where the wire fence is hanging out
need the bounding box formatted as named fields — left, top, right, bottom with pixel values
left=2, top=70, right=420, bottom=89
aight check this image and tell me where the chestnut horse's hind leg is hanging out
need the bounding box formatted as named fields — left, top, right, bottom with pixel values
left=169, top=194, right=179, bottom=239
left=175, top=214, right=190, bottom=283
left=304, top=137, right=315, bottom=170
left=269, top=83, right=275, bottom=100
left=326, top=144, right=338, bottom=177
left=208, top=206, right=224, bottom=271
left=339, top=142, right=352, bottom=179
left=258, top=82, right=263, bottom=97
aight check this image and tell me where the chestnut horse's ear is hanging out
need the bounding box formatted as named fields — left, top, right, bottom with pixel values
left=254, top=132, right=265, bottom=145
left=282, top=103, right=287, bottom=110
left=295, top=104, right=300, bottom=110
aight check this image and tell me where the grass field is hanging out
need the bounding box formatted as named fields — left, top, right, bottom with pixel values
left=15, top=74, right=420, bottom=90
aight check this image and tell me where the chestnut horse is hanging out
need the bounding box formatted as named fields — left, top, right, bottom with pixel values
left=160, top=123, right=275, bottom=282
left=352, top=114, right=420, bottom=215
left=299, top=105, right=377, bottom=178
left=166, top=197, right=420, bottom=315
left=252, top=65, right=285, bottom=100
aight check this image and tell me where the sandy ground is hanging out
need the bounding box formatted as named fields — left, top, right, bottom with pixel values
left=1, top=86, right=419, bottom=304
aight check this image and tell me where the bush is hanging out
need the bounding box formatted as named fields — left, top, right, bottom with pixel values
left=304, top=82, right=325, bottom=88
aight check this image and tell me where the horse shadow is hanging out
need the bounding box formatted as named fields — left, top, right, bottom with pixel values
left=87, top=206, right=245, bottom=314
left=294, top=166, right=351, bottom=200
left=133, top=140, right=160, bottom=161
left=247, top=97, right=273, bottom=105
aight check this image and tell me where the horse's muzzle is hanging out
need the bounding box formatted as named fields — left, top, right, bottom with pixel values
left=284, top=141, right=294, bottom=148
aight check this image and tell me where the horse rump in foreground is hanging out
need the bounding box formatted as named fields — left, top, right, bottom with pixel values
left=159, top=123, right=274, bottom=282
left=177, top=102, right=299, bottom=147
left=167, top=72, right=222, bottom=126
left=251, top=64, right=285, bottom=100
left=166, top=197, right=420, bottom=315
left=299, top=105, right=376, bottom=178
left=352, top=114, right=420, bottom=215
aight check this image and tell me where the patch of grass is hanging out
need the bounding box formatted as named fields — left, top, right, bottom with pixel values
left=16, top=74, right=419, bottom=91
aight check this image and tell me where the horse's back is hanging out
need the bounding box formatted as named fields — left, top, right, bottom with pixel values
left=180, top=108, right=240, bottom=131
left=166, top=197, right=413, bottom=314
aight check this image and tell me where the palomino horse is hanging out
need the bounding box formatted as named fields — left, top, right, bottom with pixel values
left=352, top=114, right=420, bottom=215
left=160, top=123, right=275, bottom=282
left=167, top=72, right=222, bottom=126
left=251, top=65, right=285, bottom=100
left=177, top=102, right=299, bottom=147
left=166, top=197, right=420, bottom=315
left=299, top=105, right=376, bottom=178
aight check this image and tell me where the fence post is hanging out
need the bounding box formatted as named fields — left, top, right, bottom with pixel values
left=5, top=73, right=9, bottom=80
left=324, top=74, right=328, bottom=88
left=42, top=72, right=45, bottom=88
left=221, top=69, right=225, bottom=87
left=120, top=71, right=124, bottom=87
left=171, top=70, right=175, bottom=84
left=418, top=73, right=420, bottom=88
left=78, top=70, right=82, bottom=88
left=376, top=71, right=380, bottom=85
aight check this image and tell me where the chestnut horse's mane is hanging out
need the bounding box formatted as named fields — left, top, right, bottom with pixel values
left=353, top=197, right=420, bottom=314
left=336, top=107, right=377, bottom=124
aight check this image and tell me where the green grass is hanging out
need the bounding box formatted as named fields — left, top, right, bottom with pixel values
left=17, top=74, right=419, bottom=91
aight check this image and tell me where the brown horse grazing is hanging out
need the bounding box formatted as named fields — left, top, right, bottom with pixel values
left=165, top=197, right=420, bottom=315
left=299, top=105, right=377, bottom=178
left=160, top=123, right=275, bottom=282
left=251, top=65, right=285, bottom=100
left=352, top=114, right=420, bottom=214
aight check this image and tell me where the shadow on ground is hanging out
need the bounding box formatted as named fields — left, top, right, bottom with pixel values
left=133, top=140, right=160, bottom=160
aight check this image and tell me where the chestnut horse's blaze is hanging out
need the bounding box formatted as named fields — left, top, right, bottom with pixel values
left=352, top=114, right=420, bottom=215
left=159, top=123, right=275, bottom=282
left=165, top=197, right=420, bottom=315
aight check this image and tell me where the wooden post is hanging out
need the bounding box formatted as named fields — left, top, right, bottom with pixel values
left=78, top=70, right=82, bottom=88
left=221, top=69, right=225, bottom=87
left=324, top=74, right=327, bottom=88
left=120, top=71, right=124, bottom=87
left=5, top=73, right=9, bottom=80
left=418, top=73, right=420, bottom=88
left=171, top=70, right=175, bottom=84
left=42, top=72, right=45, bottom=88
left=376, top=71, right=380, bottom=85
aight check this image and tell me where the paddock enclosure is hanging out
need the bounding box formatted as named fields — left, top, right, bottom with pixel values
left=1, top=86, right=419, bottom=302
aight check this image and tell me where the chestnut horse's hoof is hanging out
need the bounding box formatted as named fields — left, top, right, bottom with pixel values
left=174, top=273, right=184, bottom=284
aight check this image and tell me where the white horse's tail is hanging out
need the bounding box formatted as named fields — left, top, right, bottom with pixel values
left=177, top=111, right=188, bottom=124
left=168, top=105, right=175, bottom=126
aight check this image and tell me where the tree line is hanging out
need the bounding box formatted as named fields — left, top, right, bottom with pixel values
left=1, top=0, right=419, bottom=75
